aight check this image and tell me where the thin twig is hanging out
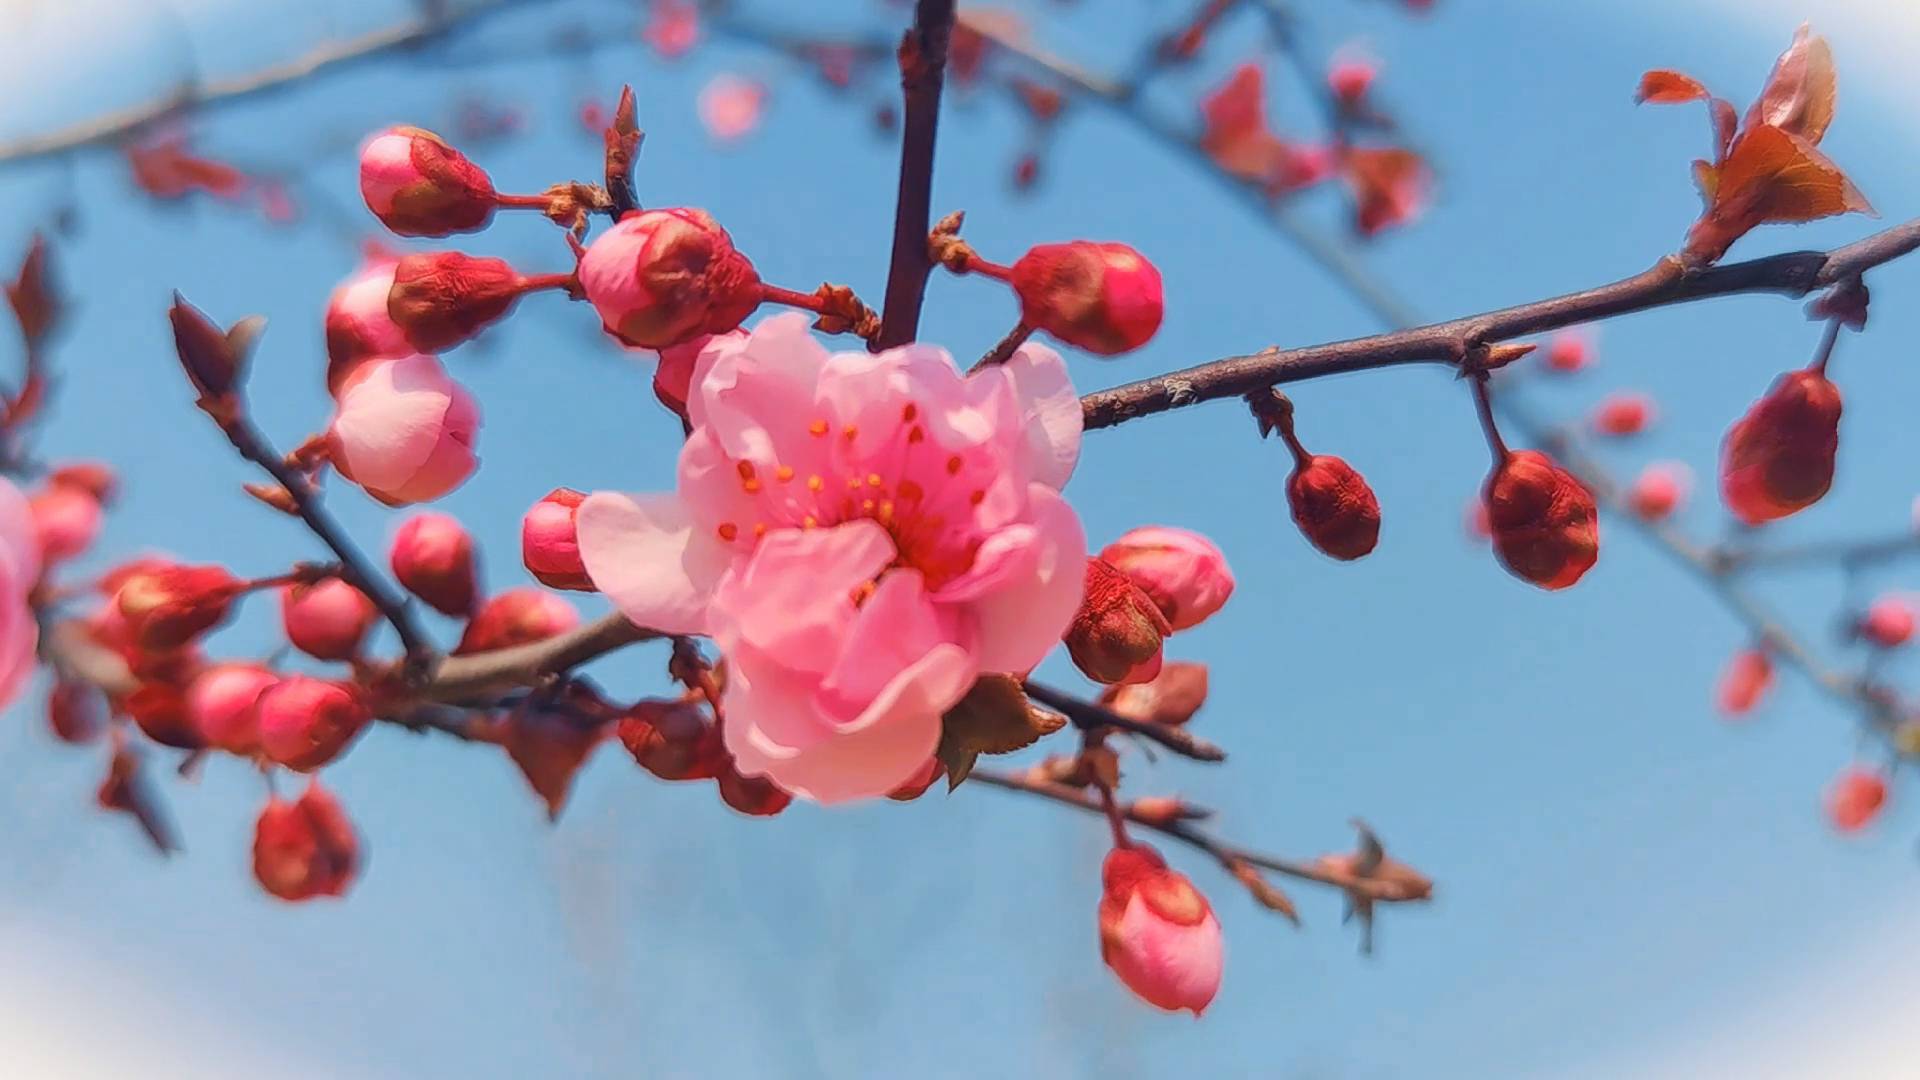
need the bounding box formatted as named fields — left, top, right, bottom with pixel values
left=874, top=0, right=958, bottom=349
left=1023, top=679, right=1227, bottom=762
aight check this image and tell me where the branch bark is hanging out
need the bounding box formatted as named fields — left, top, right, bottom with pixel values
left=1080, top=219, right=1920, bottom=430
left=873, top=0, right=958, bottom=349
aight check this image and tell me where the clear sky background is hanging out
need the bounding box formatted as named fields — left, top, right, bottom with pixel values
left=3, top=0, right=1920, bottom=1076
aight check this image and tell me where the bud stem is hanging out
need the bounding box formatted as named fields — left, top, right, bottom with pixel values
left=969, top=320, right=1033, bottom=372
left=1809, top=316, right=1844, bottom=376
left=492, top=192, right=555, bottom=211
left=757, top=283, right=831, bottom=313
left=518, top=272, right=580, bottom=295
left=1469, top=374, right=1509, bottom=464
left=1096, top=775, right=1133, bottom=849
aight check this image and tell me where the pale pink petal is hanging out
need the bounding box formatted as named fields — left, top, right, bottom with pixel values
left=330, top=355, right=454, bottom=491
left=0, top=475, right=43, bottom=590
left=1000, top=341, right=1082, bottom=490
left=951, top=484, right=1086, bottom=673
left=575, top=491, right=729, bottom=634
left=1108, top=894, right=1224, bottom=1015
left=707, top=520, right=895, bottom=673
left=688, top=313, right=829, bottom=463
left=814, top=568, right=966, bottom=723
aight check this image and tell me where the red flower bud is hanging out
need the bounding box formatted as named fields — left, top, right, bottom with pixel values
left=717, top=757, right=793, bottom=816
left=1543, top=331, right=1592, bottom=374
left=1825, top=766, right=1887, bottom=834
left=579, top=208, right=762, bottom=349
left=281, top=578, right=378, bottom=661
left=1327, top=59, right=1376, bottom=106
left=1099, top=661, right=1209, bottom=727
left=114, top=563, right=245, bottom=650
left=387, top=251, right=529, bottom=353
left=1590, top=392, right=1654, bottom=437
left=390, top=512, right=479, bottom=616
left=617, top=698, right=725, bottom=781
left=522, top=488, right=594, bottom=591
left=456, top=587, right=581, bottom=654
left=1716, top=647, right=1773, bottom=717
left=1483, top=450, right=1599, bottom=590
left=1720, top=368, right=1841, bottom=526
left=186, top=663, right=279, bottom=755
left=1065, top=558, right=1172, bottom=684
left=1627, top=462, right=1690, bottom=522
left=256, top=676, right=370, bottom=772
left=253, top=781, right=360, bottom=901
left=1099, top=527, right=1234, bottom=631
left=359, top=126, right=496, bottom=237
left=1860, top=595, right=1915, bottom=648
left=47, top=678, right=108, bottom=744
left=48, top=462, right=117, bottom=503
left=1098, top=843, right=1223, bottom=1016
left=1287, top=453, right=1380, bottom=560
left=1011, top=241, right=1163, bottom=355
left=125, top=679, right=202, bottom=749
left=30, top=482, right=102, bottom=564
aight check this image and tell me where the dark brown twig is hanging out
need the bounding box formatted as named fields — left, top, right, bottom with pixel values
left=1023, top=679, right=1227, bottom=762
left=874, top=0, right=958, bottom=349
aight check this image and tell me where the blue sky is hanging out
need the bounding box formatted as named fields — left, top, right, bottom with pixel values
left=4, top=0, right=1920, bottom=1076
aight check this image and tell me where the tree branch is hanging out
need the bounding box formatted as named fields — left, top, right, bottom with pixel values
left=1023, top=678, right=1227, bottom=762
left=423, top=611, right=657, bottom=704
left=1079, top=220, right=1920, bottom=430
left=874, top=0, right=958, bottom=349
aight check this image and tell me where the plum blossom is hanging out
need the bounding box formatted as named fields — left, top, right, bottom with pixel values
left=577, top=314, right=1086, bottom=803
left=0, top=478, right=39, bottom=712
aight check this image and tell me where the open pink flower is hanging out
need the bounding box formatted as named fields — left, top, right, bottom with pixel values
left=328, top=353, right=481, bottom=506
left=577, top=314, right=1086, bottom=803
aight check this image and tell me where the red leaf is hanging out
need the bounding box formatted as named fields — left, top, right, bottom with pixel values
left=7, top=234, right=58, bottom=347
left=1636, top=69, right=1710, bottom=104
left=97, top=743, right=179, bottom=855
left=1342, top=147, right=1430, bottom=236
left=494, top=696, right=607, bottom=821
left=1746, top=24, right=1836, bottom=146
left=1685, top=123, right=1871, bottom=263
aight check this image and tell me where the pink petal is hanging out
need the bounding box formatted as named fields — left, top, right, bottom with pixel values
left=950, top=484, right=1086, bottom=674
left=1000, top=341, right=1082, bottom=490
left=687, top=313, right=830, bottom=464
left=815, top=568, right=968, bottom=724
left=1108, top=893, right=1224, bottom=1015
left=707, top=520, right=895, bottom=673
left=330, top=355, right=455, bottom=491
left=575, top=491, right=729, bottom=634
left=0, top=475, right=43, bottom=590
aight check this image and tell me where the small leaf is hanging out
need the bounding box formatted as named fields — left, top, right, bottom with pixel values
left=1229, top=859, right=1300, bottom=925
left=1636, top=69, right=1710, bottom=104
left=1685, top=123, right=1871, bottom=263
left=1746, top=24, right=1836, bottom=146
left=6, top=233, right=59, bottom=346
left=936, top=675, right=1067, bottom=790
left=168, top=293, right=241, bottom=406
left=496, top=702, right=606, bottom=821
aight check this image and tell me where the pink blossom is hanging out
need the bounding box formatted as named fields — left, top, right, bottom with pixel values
left=324, top=259, right=410, bottom=391
left=643, top=0, right=699, bottom=58
left=187, top=663, right=279, bottom=755
left=328, top=354, right=481, bottom=506
left=1099, top=527, right=1235, bottom=631
left=576, top=315, right=1086, bottom=803
left=0, top=477, right=40, bottom=712
left=699, top=75, right=767, bottom=142
left=1099, top=844, right=1224, bottom=1015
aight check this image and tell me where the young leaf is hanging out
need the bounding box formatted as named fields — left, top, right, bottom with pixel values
left=1635, top=69, right=1710, bottom=104
left=1746, top=24, right=1836, bottom=146
left=1684, top=123, right=1870, bottom=263
left=6, top=234, right=58, bottom=347
left=936, top=675, right=1067, bottom=789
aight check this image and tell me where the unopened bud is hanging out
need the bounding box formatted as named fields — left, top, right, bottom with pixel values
left=522, top=488, right=594, bottom=591
left=256, top=676, right=370, bottom=772
left=579, top=208, right=762, bottom=349
left=1065, top=558, right=1171, bottom=684
left=281, top=578, right=378, bottom=661
left=1483, top=450, right=1599, bottom=590
left=1720, top=368, right=1841, bottom=525
left=359, top=126, right=496, bottom=237
left=1011, top=241, right=1163, bottom=355
left=456, top=588, right=581, bottom=654
left=390, top=511, right=479, bottom=616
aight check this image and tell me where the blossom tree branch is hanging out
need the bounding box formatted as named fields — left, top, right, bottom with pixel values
left=874, top=0, right=958, bottom=349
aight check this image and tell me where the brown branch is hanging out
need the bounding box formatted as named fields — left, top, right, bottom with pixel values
left=0, top=0, right=561, bottom=165
left=874, top=0, right=958, bottom=349
left=1023, top=679, right=1227, bottom=762
left=423, top=611, right=657, bottom=704
left=966, top=767, right=1422, bottom=904
left=215, top=415, right=435, bottom=665
left=1080, top=219, right=1920, bottom=430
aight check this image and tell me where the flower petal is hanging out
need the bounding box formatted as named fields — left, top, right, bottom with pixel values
left=1001, top=341, right=1082, bottom=490
left=815, top=568, right=969, bottom=724
left=707, top=519, right=896, bottom=673
left=575, top=491, right=728, bottom=634
left=952, top=484, right=1087, bottom=674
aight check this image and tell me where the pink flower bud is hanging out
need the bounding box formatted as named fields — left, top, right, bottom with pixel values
left=324, top=260, right=410, bottom=394
left=114, top=562, right=245, bottom=650
left=456, top=588, right=581, bottom=654
left=1825, top=766, right=1888, bottom=834
left=1860, top=596, right=1915, bottom=648
left=281, top=578, right=378, bottom=661
left=253, top=781, right=360, bottom=901
left=256, top=676, right=370, bottom=772
left=1327, top=59, right=1376, bottom=106
left=387, top=251, right=531, bottom=353
left=48, top=462, right=117, bottom=503
left=47, top=679, right=108, bottom=745
left=29, top=482, right=101, bottom=564
left=186, top=663, right=279, bottom=755
left=1098, top=844, right=1223, bottom=1015
left=1716, top=647, right=1773, bottom=717
left=125, top=679, right=202, bottom=749
left=358, top=126, right=496, bottom=237
left=390, top=512, right=479, bottom=615
left=1543, top=331, right=1592, bottom=373
left=1011, top=241, right=1163, bottom=355
left=1065, top=558, right=1173, bottom=685
left=521, top=488, right=594, bottom=591
left=579, top=208, right=762, bottom=349
left=1099, top=526, right=1235, bottom=631
left=1591, top=392, right=1654, bottom=436
left=328, top=354, right=481, bottom=506
left=1627, top=462, right=1690, bottom=522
